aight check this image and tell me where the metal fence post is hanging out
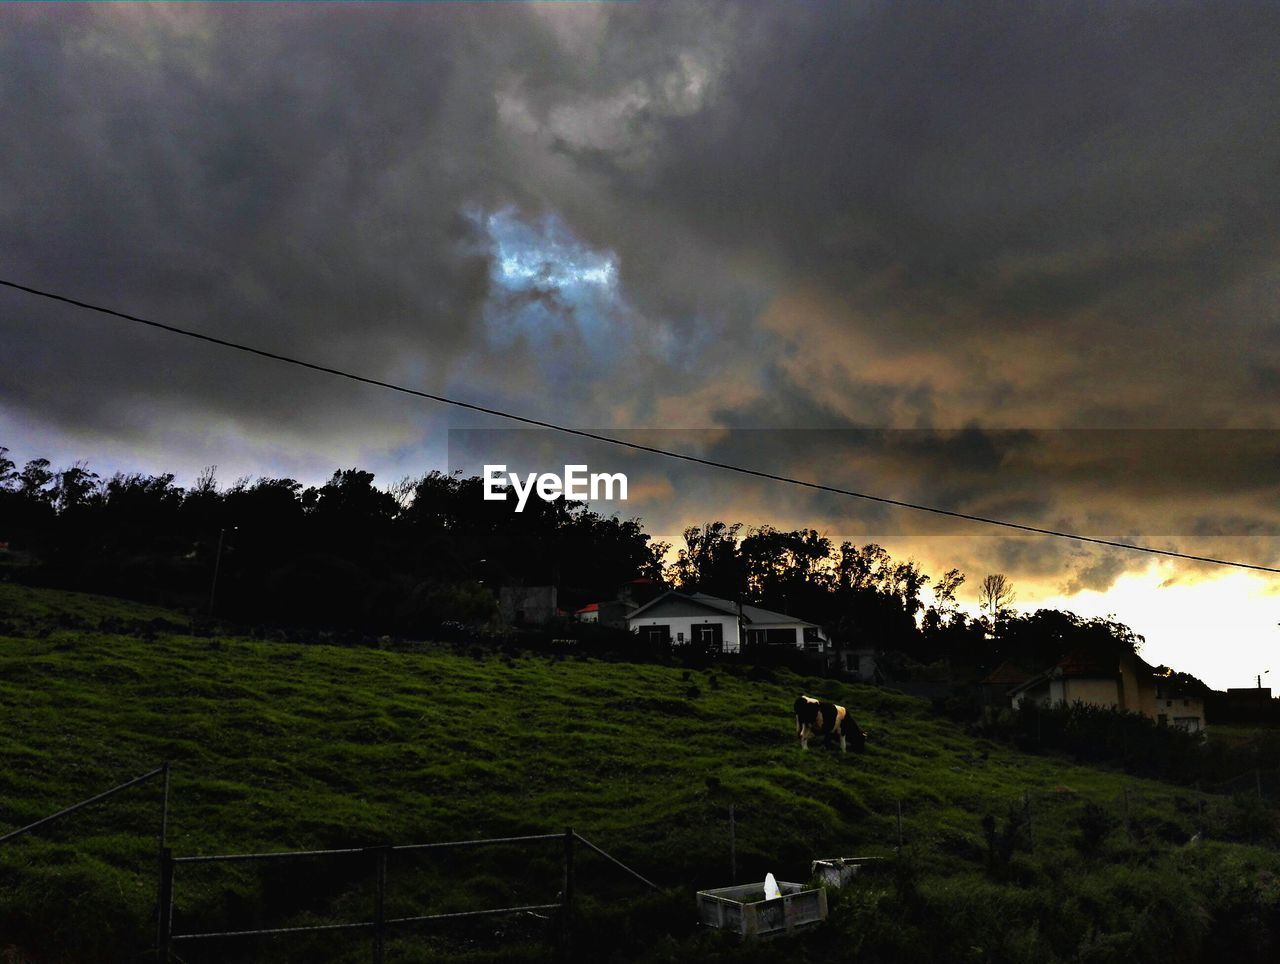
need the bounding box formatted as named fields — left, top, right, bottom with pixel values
left=156, top=763, right=172, bottom=962
left=159, top=761, right=171, bottom=850
left=1024, top=790, right=1033, bottom=854
left=373, top=847, right=387, bottom=964
left=560, top=828, right=575, bottom=958
left=156, top=846, right=174, bottom=962
left=728, top=803, right=736, bottom=885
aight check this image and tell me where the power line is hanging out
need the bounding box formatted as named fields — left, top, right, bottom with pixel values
left=3, top=276, right=1278, bottom=575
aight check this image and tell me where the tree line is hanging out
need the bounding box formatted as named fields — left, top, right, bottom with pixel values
left=0, top=448, right=663, bottom=633
left=663, top=521, right=1166, bottom=680
left=0, top=446, right=1166, bottom=681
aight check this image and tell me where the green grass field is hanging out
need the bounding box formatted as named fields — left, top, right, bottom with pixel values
left=1, top=583, right=1277, bottom=963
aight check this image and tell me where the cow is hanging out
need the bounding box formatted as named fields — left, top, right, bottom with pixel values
left=794, top=695, right=866, bottom=753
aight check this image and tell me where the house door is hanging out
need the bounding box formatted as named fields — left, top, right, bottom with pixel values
left=694, top=622, right=724, bottom=654
left=639, top=625, right=671, bottom=646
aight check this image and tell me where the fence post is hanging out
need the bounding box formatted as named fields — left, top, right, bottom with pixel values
left=560, top=828, right=575, bottom=959
left=1024, top=790, right=1033, bottom=854
left=156, top=846, right=174, bottom=962
left=373, top=847, right=387, bottom=964
left=729, top=803, right=737, bottom=885
left=896, top=800, right=903, bottom=851
left=159, top=761, right=171, bottom=850
left=156, top=762, right=171, bottom=960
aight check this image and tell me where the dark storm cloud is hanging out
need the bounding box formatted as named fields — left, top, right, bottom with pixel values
left=576, top=1, right=1280, bottom=435
left=626, top=3, right=1279, bottom=305
left=0, top=6, right=617, bottom=450
left=2, top=2, right=1278, bottom=593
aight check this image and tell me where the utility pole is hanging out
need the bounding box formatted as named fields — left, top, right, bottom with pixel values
left=208, top=526, right=235, bottom=616
left=736, top=596, right=744, bottom=654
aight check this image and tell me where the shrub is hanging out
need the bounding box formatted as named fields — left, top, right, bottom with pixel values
left=1077, top=802, right=1119, bottom=854
left=1227, top=793, right=1277, bottom=843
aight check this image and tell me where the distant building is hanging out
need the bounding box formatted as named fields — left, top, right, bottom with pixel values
left=570, top=599, right=634, bottom=629
left=978, top=661, right=1034, bottom=707
left=1207, top=686, right=1277, bottom=725
left=1225, top=686, right=1272, bottom=703
left=1153, top=676, right=1207, bottom=733
left=498, top=585, right=558, bottom=627
left=838, top=645, right=883, bottom=683
left=1003, top=649, right=1206, bottom=733
left=617, top=577, right=663, bottom=610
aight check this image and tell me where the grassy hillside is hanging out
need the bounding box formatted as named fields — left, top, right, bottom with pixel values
left=1, top=583, right=1277, bottom=963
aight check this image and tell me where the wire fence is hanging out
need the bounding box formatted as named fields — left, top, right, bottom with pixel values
left=2, top=759, right=1275, bottom=960
left=910, top=781, right=1272, bottom=859
left=161, top=833, right=572, bottom=962
left=1202, top=766, right=1280, bottom=799
left=0, top=765, right=660, bottom=963
left=703, top=769, right=1277, bottom=894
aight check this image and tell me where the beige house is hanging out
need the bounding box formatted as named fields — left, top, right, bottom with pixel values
left=1005, top=649, right=1205, bottom=732
left=1152, top=678, right=1207, bottom=734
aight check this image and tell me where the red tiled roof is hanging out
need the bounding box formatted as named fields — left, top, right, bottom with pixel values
left=982, top=661, right=1033, bottom=685
left=1055, top=650, right=1118, bottom=679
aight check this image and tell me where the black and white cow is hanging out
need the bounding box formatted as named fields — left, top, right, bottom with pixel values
left=794, top=695, right=867, bottom=753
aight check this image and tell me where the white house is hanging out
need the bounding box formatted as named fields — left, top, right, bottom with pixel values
left=626, top=590, right=828, bottom=654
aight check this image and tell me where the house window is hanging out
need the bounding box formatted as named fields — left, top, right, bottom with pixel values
left=693, top=622, right=724, bottom=653
left=802, top=627, right=823, bottom=651
left=765, top=628, right=796, bottom=646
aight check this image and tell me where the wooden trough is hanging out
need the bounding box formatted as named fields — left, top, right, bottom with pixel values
left=696, top=880, right=828, bottom=939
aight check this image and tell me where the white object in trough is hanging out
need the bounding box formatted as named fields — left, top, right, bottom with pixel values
left=763, top=872, right=781, bottom=900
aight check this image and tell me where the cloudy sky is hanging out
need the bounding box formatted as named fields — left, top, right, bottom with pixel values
left=2, top=2, right=1278, bottom=688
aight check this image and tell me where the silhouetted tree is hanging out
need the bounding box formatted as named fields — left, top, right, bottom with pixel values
left=979, top=573, right=1016, bottom=632
left=18, top=459, right=55, bottom=502
left=54, top=463, right=101, bottom=514
left=677, top=521, right=744, bottom=598
left=923, top=568, right=965, bottom=633
left=0, top=447, right=17, bottom=490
